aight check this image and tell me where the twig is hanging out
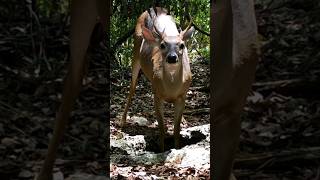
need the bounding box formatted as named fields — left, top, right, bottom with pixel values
left=165, top=108, right=210, bottom=115
left=253, top=79, right=302, bottom=88
left=0, top=101, right=19, bottom=114
left=192, top=23, right=210, bottom=37
left=184, top=108, right=210, bottom=115
left=189, top=86, right=209, bottom=92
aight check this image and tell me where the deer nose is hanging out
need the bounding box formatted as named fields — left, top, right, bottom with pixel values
left=167, top=54, right=178, bottom=63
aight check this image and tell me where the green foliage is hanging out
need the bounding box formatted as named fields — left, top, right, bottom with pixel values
left=111, top=0, right=210, bottom=67
left=37, top=0, right=69, bottom=18
left=33, top=0, right=210, bottom=67
left=114, top=37, right=134, bottom=67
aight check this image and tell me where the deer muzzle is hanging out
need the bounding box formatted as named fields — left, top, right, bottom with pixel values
left=166, top=53, right=178, bottom=63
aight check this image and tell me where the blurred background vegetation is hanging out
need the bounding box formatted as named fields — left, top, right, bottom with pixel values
left=111, top=0, right=210, bottom=67
left=0, top=0, right=209, bottom=76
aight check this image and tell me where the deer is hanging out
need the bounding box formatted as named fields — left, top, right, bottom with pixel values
left=212, top=0, right=259, bottom=179
left=120, top=7, right=195, bottom=152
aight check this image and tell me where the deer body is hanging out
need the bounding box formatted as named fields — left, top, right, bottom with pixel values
left=212, top=0, right=259, bottom=179
left=138, top=11, right=192, bottom=101
left=139, top=38, right=191, bottom=102
left=121, top=7, right=194, bottom=151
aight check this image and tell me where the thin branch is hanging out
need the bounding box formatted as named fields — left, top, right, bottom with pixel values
left=192, top=23, right=210, bottom=36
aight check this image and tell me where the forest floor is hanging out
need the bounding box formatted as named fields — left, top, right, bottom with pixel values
left=109, top=58, right=210, bottom=179
left=0, top=1, right=320, bottom=180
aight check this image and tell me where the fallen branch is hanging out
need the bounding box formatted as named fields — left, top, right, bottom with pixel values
left=189, top=86, right=209, bottom=92
left=184, top=108, right=210, bottom=115
left=165, top=108, right=209, bottom=115
left=253, top=78, right=320, bottom=99
left=234, top=146, right=320, bottom=171
left=253, top=78, right=303, bottom=88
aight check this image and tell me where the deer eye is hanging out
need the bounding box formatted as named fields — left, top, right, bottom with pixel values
left=179, top=43, right=185, bottom=50
left=160, top=43, right=166, bottom=50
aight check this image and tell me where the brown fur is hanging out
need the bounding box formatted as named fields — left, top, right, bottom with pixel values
left=212, top=0, right=259, bottom=179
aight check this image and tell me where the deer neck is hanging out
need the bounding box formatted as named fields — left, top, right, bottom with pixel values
left=163, top=62, right=183, bottom=84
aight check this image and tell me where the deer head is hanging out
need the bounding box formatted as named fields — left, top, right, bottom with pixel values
left=141, top=13, right=194, bottom=65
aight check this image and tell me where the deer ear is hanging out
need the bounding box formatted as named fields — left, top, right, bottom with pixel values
left=142, top=26, right=156, bottom=42
left=182, top=26, right=195, bottom=41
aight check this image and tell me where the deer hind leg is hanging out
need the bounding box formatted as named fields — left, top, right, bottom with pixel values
left=154, top=95, right=165, bottom=152
left=36, top=1, right=99, bottom=180
left=121, top=51, right=141, bottom=127
left=213, top=0, right=259, bottom=178
left=173, top=96, right=185, bottom=149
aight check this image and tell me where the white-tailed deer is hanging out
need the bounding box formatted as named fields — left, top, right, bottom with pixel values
left=36, top=1, right=109, bottom=180
left=212, top=0, right=259, bottom=179
left=121, top=7, right=194, bottom=152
